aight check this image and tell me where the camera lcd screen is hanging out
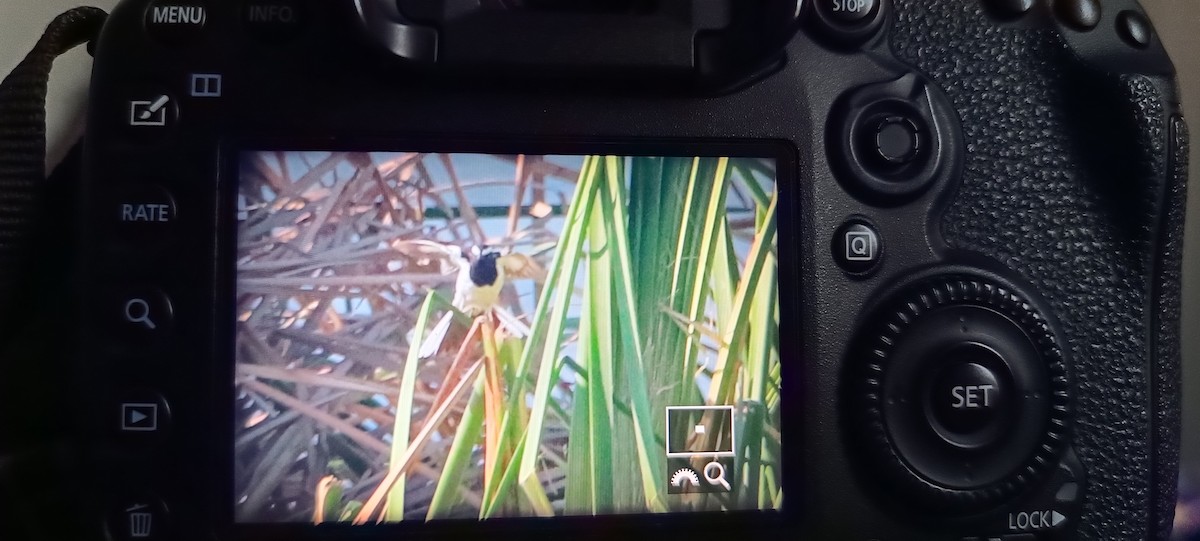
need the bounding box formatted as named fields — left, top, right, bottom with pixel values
left=233, top=150, right=781, bottom=523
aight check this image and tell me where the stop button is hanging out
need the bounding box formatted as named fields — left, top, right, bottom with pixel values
left=821, top=0, right=879, bottom=25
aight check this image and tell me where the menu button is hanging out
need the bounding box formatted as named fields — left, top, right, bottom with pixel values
left=151, top=5, right=205, bottom=24
left=145, top=0, right=208, bottom=46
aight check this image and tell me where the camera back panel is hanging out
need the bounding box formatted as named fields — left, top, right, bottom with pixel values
left=80, top=0, right=1187, bottom=540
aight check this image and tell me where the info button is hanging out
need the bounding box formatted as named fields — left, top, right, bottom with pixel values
left=244, top=0, right=308, bottom=43
left=111, top=185, right=177, bottom=242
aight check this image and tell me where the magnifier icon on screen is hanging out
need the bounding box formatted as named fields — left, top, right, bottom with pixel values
left=124, top=298, right=157, bottom=330
left=704, top=460, right=731, bottom=491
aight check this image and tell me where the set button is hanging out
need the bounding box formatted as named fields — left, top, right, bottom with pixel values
left=931, top=361, right=1004, bottom=435
left=926, top=343, right=1015, bottom=450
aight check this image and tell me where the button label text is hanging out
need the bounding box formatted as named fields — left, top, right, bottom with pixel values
left=152, top=5, right=206, bottom=25
left=121, top=203, right=172, bottom=223
left=951, top=384, right=995, bottom=409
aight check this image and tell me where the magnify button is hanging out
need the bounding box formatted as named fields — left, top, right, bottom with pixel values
left=703, top=460, right=732, bottom=491
left=125, top=298, right=157, bottom=329
left=110, top=288, right=174, bottom=342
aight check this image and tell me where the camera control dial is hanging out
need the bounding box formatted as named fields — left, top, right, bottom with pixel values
left=844, top=275, right=1070, bottom=513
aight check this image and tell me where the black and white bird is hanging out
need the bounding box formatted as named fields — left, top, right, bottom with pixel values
left=404, top=241, right=545, bottom=358
left=448, top=244, right=543, bottom=316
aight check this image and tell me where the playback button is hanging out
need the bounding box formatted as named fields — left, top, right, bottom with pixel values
left=113, top=391, right=171, bottom=440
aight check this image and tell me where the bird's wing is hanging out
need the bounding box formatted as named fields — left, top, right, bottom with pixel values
left=497, top=253, right=546, bottom=281
left=418, top=311, right=455, bottom=360
left=394, top=240, right=466, bottom=270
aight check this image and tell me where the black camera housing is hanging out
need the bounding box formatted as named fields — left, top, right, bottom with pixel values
left=75, top=0, right=1187, bottom=540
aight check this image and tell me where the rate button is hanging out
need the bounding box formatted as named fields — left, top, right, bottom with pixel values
left=109, top=185, right=178, bottom=242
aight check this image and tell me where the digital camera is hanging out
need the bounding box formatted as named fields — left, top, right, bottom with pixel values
left=67, top=0, right=1188, bottom=539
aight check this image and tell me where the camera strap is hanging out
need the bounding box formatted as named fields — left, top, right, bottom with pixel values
left=0, top=9, right=108, bottom=541
left=0, top=7, right=106, bottom=333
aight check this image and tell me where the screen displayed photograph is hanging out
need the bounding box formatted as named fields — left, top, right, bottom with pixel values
left=233, top=150, right=781, bottom=523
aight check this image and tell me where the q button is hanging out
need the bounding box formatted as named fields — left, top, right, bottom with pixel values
left=108, top=288, right=174, bottom=347
left=832, top=218, right=884, bottom=277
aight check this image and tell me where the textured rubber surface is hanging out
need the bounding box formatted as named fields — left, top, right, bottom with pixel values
left=890, top=2, right=1182, bottom=539
left=1151, top=116, right=1187, bottom=541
